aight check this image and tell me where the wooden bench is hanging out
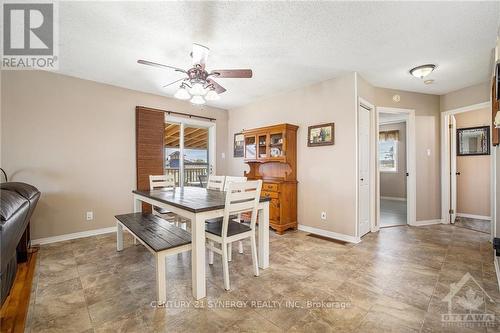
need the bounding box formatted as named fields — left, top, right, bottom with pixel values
left=115, top=213, right=191, bottom=304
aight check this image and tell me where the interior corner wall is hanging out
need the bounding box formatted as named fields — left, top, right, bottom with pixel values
left=1, top=70, right=228, bottom=240
left=440, top=82, right=490, bottom=112
left=226, top=73, right=358, bottom=237
left=374, top=88, right=441, bottom=222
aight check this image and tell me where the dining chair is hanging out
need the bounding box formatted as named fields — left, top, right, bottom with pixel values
left=149, top=174, right=185, bottom=228
left=198, top=174, right=208, bottom=188
left=223, top=176, right=248, bottom=256
left=205, top=180, right=262, bottom=290
left=223, top=176, right=247, bottom=191
left=206, top=175, right=225, bottom=191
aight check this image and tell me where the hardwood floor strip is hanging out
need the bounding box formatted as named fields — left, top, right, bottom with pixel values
left=0, top=250, right=38, bottom=333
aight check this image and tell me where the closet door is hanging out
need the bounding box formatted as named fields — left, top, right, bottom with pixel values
left=136, top=106, right=165, bottom=212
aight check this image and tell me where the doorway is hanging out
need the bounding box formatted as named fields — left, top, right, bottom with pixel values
left=441, top=103, right=492, bottom=234
left=375, top=107, right=416, bottom=229
left=164, top=115, right=216, bottom=187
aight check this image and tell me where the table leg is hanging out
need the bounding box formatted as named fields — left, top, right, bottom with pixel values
left=156, top=253, right=166, bottom=305
left=191, top=214, right=206, bottom=300
left=257, top=201, right=270, bottom=269
left=133, top=196, right=142, bottom=245
left=116, top=222, right=123, bottom=251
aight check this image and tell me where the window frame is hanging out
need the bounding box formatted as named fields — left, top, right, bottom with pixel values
left=379, top=139, right=398, bottom=173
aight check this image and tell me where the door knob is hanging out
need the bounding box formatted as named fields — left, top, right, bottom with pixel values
left=360, top=178, right=364, bottom=181
left=456, top=172, right=461, bottom=175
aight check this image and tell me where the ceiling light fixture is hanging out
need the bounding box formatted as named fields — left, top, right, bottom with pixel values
left=409, top=64, right=436, bottom=79
left=205, top=88, right=220, bottom=101
left=424, top=79, right=434, bottom=85
left=190, top=95, right=206, bottom=105
left=189, top=82, right=206, bottom=96
left=174, top=84, right=191, bottom=100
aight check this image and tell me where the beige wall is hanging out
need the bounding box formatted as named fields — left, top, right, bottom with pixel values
left=379, top=122, right=407, bottom=199
left=374, top=87, right=441, bottom=221
left=455, top=108, right=491, bottom=217
left=1, top=71, right=228, bottom=240
left=440, top=82, right=490, bottom=112
left=227, top=73, right=358, bottom=237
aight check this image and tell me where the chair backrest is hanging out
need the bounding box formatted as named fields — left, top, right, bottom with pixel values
left=149, top=174, right=175, bottom=190
left=223, top=176, right=247, bottom=191
left=198, top=174, right=208, bottom=188
left=207, top=175, right=225, bottom=191
left=221, top=180, right=262, bottom=238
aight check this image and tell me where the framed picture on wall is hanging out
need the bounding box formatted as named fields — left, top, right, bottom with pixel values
left=234, top=133, right=244, bottom=157
left=307, top=123, right=334, bottom=147
left=457, top=126, right=490, bottom=156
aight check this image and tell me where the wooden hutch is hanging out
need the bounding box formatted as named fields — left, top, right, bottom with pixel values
left=242, top=123, right=298, bottom=234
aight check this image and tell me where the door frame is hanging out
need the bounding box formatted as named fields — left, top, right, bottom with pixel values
left=376, top=107, right=416, bottom=227
left=165, top=115, right=217, bottom=186
left=357, top=98, right=377, bottom=238
left=440, top=102, right=492, bottom=233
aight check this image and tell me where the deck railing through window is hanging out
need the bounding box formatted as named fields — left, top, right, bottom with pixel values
left=165, top=166, right=208, bottom=186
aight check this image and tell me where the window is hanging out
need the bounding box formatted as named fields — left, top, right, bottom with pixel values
left=379, top=139, right=398, bottom=172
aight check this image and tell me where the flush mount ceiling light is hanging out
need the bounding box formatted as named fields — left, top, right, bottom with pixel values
left=424, top=79, right=434, bottom=85
left=409, top=64, right=436, bottom=79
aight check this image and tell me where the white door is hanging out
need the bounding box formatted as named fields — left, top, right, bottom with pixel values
left=358, top=105, right=371, bottom=236
left=450, top=115, right=457, bottom=223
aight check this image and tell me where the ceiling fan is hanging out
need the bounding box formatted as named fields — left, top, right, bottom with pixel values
left=138, top=43, right=252, bottom=105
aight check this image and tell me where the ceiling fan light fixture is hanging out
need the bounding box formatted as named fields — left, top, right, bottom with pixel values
left=190, top=95, right=206, bottom=105
left=174, top=85, right=191, bottom=100
left=189, top=82, right=206, bottom=96
left=205, top=89, right=220, bottom=101
left=409, top=64, right=436, bottom=79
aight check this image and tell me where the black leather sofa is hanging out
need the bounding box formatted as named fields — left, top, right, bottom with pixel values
left=0, top=182, right=40, bottom=306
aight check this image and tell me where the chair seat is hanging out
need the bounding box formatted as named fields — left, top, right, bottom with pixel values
left=205, top=220, right=252, bottom=237
left=154, top=206, right=172, bottom=215
left=205, top=215, right=238, bottom=224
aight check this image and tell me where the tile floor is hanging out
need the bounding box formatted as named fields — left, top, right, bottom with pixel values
left=455, top=216, right=491, bottom=234
left=25, top=224, right=499, bottom=332
left=380, top=198, right=407, bottom=227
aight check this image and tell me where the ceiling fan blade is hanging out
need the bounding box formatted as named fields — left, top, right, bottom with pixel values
left=191, top=43, right=209, bottom=68
left=162, top=78, right=185, bottom=88
left=210, top=69, right=253, bottom=78
left=206, top=78, right=226, bottom=94
left=137, top=60, right=186, bottom=73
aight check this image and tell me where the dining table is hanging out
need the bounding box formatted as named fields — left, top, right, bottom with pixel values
left=132, top=186, right=271, bottom=300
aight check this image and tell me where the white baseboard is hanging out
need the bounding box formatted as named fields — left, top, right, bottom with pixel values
left=298, top=224, right=361, bottom=243
left=31, top=226, right=117, bottom=245
left=380, top=196, right=407, bottom=202
left=456, top=213, right=491, bottom=221
left=410, top=219, right=443, bottom=227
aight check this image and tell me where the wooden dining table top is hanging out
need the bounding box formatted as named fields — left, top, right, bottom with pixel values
left=133, top=186, right=271, bottom=213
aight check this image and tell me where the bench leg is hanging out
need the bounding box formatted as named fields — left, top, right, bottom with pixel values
left=156, top=253, right=167, bottom=305
left=208, top=240, right=214, bottom=265
left=227, top=243, right=232, bottom=262
left=117, top=222, right=123, bottom=251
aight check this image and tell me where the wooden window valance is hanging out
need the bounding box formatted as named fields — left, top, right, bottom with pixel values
left=379, top=130, right=399, bottom=142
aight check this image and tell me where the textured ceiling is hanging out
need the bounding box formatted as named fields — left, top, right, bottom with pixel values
left=57, top=2, right=500, bottom=109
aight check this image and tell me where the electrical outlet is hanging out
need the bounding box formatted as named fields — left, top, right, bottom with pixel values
left=321, top=212, right=327, bottom=220
left=86, top=211, right=94, bottom=221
